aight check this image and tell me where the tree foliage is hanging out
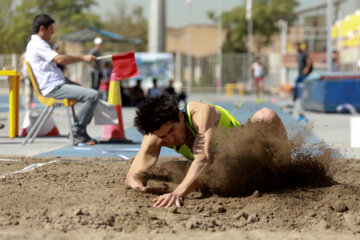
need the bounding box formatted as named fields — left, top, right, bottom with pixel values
left=103, top=0, right=148, bottom=52
left=216, top=0, right=299, bottom=53
left=0, top=0, right=16, bottom=53
left=0, top=0, right=101, bottom=53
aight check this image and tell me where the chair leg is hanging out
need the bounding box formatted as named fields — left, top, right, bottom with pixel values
left=66, top=107, right=74, bottom=144
left=29, top=106, right=55, bottom=144
left=71, top=105, right=77, bottom=123
left=22, top=107, right=51, bottom=145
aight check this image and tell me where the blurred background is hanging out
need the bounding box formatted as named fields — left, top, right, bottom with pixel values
left=0, top=0, right=359, bottom=98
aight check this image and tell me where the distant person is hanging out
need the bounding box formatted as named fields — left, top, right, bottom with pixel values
left=251, top=57, right=266, bottom=99
left=89, top=37, right=103, bottom=90
left=99, top=61, right=112, bottom=100
left=322, top=50, right=340, bottom=72
left=164, top=79, right=176, bottom=97
left=148, top=78, right=162, bottom=98
left=120, top=81, right=131, bottom=107
left=176, top=90, right=187, bottom=107
left=293, top=42, right=313, bottom=102
left=164, top=79, right=187, bottom=106
left=129, top=79, right=146, bottom=106
left=331, top=50, right=340, bottom=72
left=25, top=14, right=100, bottom=145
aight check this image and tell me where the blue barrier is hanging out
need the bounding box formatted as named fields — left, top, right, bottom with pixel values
left=301, top=72, right=360, bottom=112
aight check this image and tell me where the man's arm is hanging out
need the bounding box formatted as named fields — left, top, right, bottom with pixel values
left=153, top=102, right=219, bottom=208
left=125, top=134, right=163, bottom=191
left=53, top=54, right=96, bottom=65
left=303, top=55, right=313, bottom=75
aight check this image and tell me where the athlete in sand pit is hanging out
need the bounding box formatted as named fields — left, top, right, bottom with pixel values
left=125, top=94, right=288, bottom=208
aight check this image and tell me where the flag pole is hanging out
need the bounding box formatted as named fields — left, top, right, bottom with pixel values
left=96, top=55, right=112, bottom=60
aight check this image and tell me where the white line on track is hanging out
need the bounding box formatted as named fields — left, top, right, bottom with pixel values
left=0, top=158, right=20, bottom=162
left=0, top=160, right=57, bottom=179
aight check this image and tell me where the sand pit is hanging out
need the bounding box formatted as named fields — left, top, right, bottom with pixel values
left=0, top=125, right=360, bottom=239
left=0, top=155, right=359, bottom=239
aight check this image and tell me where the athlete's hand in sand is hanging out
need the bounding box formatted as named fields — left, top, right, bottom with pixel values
left=152, top=191, right=183, bottom=208
left=125, top=173, right=146, bottom=191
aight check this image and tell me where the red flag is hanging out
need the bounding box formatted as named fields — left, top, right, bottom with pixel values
left=111, top=51, right=139, bottom=80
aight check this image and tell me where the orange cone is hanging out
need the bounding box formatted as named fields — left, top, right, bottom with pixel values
left=100, top=72, right=132, bottom=143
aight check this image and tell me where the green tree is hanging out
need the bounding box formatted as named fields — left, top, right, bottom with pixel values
left=210, top=0, right=299, bottom=53
left=103, top=0, right=147, bottom=52
left=1, top=0, right=101, bottom=53
left=0, top=0, right=15, bottom=53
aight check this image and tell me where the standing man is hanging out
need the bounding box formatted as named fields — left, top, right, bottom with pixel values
left=25, top=14, right=100, bottom=145
left=129, top=79, right=146, bottom=106
left=293, top=42, right=313, bottom=102
left=89, top=37, right=103, bottom=90
left=164, top=79, right=176, bottom=97
left=148, top=78, right=162, bottom=98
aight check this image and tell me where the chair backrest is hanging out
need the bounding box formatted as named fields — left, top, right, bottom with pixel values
left=24, top=60, right=46, bottom=102
left=24, top=60, right=76, bottom=107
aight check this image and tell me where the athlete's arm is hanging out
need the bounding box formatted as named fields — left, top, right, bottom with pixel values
left=125, top=134, right=163, bottom=191
left=153, top=102, right=220, bottom=208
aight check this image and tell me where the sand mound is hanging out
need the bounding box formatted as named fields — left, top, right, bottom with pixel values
left=151, top=122, right=334, bottom=196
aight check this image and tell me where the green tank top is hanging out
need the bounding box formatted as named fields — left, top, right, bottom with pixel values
left=174, top=103, right=241, bottom=160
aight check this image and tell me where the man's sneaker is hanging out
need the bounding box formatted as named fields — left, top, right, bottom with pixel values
left=83, top=132, right=98, bottom=144
left=73, top=132, right=97, bottom=146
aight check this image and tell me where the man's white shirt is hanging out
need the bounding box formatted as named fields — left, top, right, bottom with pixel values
left=25, top=35, right=65, bottom=96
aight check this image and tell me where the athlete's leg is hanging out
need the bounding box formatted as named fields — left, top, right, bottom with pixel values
left=251, top=107, right=287, bottom=139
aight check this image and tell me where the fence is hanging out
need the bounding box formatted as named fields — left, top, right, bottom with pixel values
left=175, top=53, right=279, bottom=93
left=0, top=53, right=281, bottom=94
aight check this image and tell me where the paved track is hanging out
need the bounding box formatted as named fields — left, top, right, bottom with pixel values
left=0, top=93, right=358, bottom=159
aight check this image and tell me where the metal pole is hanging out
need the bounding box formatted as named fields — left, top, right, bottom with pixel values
left=279, top=19, right=288, bottom=86
left=186, top=0, right=192, bottom=97
left=11, top=53, right=17, bottom=70
left=280, top=20, right=288, bottom=55
left=216, top=0, right=223, bottom=95
left=248, top=19, right=253, bottom=89
left=176, top=51, right=181, bottom=83
left=246, top=0, right=253, bottom=90
left=326, top=0, right=333, bottom=72
left=148, top=0, right=166, bottom=52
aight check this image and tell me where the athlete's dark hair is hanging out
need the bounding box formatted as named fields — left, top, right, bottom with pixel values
left=134, top=94, right=180, bottom=134
left=33, top=14, right=55, bottom=34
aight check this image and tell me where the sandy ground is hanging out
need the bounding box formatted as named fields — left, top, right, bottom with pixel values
left=0, top=156, right=360, bottom=239
left=0, top=126, right=360, bottom=239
